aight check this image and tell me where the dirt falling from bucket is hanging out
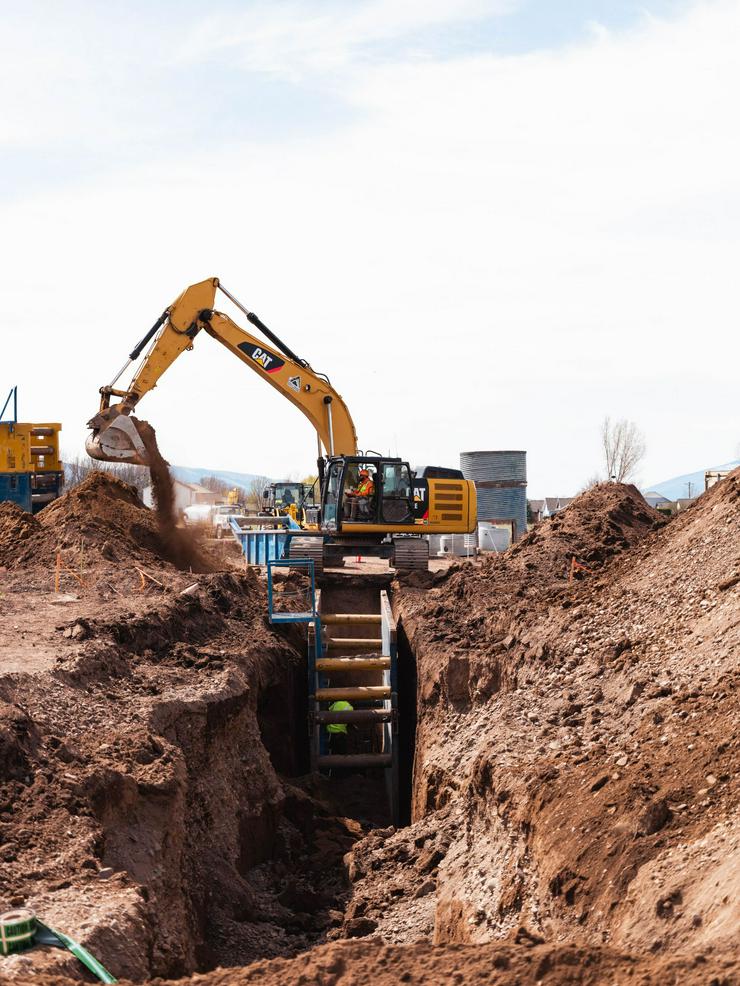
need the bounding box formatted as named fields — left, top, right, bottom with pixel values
left=133, top=417, right=215, bottom=572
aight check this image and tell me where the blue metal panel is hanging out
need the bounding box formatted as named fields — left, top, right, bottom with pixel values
left=475, top=487, right=527, bottom=534
left=229, top=517, right=296, bottom=566
left=0, top=472, right=32, bottom=512
left=460, top=450, right=528, bottom=540
left=460, top=450, right=527, bottom=482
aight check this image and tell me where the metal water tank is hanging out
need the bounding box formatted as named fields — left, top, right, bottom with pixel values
left=460, top=450, right=527, bottom=541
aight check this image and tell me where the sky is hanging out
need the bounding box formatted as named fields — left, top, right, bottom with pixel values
left=2, top=0, right=738, bottom=497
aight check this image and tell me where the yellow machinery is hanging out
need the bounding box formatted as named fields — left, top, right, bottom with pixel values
left=261, top=481, right=319, bottom=528
left=86, top=277, right=476, bottom=570
left=1, top=387, right=64, bottom=513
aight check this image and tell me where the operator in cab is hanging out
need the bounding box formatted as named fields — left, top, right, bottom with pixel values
left=345, top=467, right=375, bottom=520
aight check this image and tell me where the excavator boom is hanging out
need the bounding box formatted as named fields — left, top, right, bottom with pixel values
left=86, top=278, right=357, bottom=465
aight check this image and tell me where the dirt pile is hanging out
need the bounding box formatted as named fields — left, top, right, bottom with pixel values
left=0, top=564, right=367, bottom=980
left=509, top=481, right=664, bottom=575
left=154, top=938, right=738, bottom=985
left=0, top=502, right=39, bottom=566
left=0, top=471, right=215, bottom=584
left=336, top=474, right=739, bottom=974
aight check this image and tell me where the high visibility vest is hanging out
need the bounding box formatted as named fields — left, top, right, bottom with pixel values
left=327, top=700, right=353, bottom=734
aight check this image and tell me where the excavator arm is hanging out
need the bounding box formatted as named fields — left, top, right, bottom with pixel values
left=86, top=277, right=358, bottom=465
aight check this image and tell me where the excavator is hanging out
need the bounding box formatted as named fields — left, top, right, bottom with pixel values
left=86, top=277, right=476, bottom=570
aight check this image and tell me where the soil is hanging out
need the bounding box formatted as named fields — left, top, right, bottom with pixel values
left=0, top=473, right=738, bottom=985
left=134, top=419, right=214, bottom=573
left=0, top=473, right=364, bottom=981
left=341, top=479, right=739, bottom=969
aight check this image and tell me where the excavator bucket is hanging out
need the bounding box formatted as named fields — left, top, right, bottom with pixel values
left=85, top=412, right=150, bottom=466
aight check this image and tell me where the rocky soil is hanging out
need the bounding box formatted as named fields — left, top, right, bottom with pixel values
left=0, top=473, right=738, bottom=985
left=340, top=479, right=739, bottom=974
left=0, top=475, right=363, bottom=981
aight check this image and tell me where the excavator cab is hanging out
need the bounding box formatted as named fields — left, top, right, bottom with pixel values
left=262, top=481, right=318, bottom=527
left=321, top=456, right=421, bottom=532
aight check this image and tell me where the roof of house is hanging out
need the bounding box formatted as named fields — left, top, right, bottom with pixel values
left=544, top=497, right=573, bottom=511
left=143, top=480, right=219, bottom=498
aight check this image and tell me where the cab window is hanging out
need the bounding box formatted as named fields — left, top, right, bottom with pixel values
left=382, top=463, right=413, bottom=523
left=323, top=461, right=343, bottom=527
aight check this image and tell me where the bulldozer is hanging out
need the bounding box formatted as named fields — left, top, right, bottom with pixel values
left=86, top=277, right=476, bottom=571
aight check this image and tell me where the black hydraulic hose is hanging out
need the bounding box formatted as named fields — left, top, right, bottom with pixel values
left=245, top=311, right=308, bottom=368
left=128, top=310, right=169, bottom=361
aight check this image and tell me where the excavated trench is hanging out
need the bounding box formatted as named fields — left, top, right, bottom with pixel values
left=90, top=571, right=414, bottom=981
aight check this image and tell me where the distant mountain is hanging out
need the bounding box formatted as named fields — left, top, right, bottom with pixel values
left=170, top=465, right=270, bottom=491
left=645, top=460, right=739, bottom=501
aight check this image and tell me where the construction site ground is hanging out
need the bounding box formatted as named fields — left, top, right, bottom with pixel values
left=0, top=471, right=738, bottom=985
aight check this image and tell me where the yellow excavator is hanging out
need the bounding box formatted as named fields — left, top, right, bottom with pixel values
left=86, top=277, right=476, bottom=570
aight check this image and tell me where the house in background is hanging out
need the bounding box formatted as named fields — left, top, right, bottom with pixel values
left=143, top=479, right=220, bottom=513
left=643, top=490, right=672, bottom=511
left=528, top=497, right=573, bottom=524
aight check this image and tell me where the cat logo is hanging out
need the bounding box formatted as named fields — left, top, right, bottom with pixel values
left=237, top=342, right=285, bottom=374
left=288, top=375, right=301, bottom=392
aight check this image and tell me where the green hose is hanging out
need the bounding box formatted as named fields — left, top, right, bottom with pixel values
left=0, top=909, right=117, bottom=984
left=35, top=922, right=117, bottom=984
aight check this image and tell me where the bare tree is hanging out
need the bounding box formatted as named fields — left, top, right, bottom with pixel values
left=247, top=475, right=272, bottom=512
left=63, top=454, right=147, bottom=496
left=198, top=475, right=248, bottom=501
left=601, top=417, right=646, bottom=483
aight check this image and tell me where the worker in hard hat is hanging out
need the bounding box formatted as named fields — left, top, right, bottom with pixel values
left=346, top=468, right=375, bottom=521
left=327, top=699, right=354, bottom=756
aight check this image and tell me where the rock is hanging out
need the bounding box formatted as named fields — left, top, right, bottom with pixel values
left=637, top=799, right=671, bottom=836
left=514, top=925, right=546, bottom=946
left=417, top=846, right=446, bottom=874
left=623, top=681, right=645, bottom=706
left=343, top=916, right=378, bottom=938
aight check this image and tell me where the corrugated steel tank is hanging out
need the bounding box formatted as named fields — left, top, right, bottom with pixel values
left=460, top=450, right=527, bottom=541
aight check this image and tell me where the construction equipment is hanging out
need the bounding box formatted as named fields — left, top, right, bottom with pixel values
left=261, top=481, right=318, bottom=527
left=86, top=277, right=476, bottom=570
left=1, top=386, right=64, bottom=513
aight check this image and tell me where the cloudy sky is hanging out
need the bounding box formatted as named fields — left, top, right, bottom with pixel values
left=2, top=0, right=738, bottom=496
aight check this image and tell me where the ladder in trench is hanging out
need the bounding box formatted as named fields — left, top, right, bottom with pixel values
left=308, top=590, right=399, bottom=824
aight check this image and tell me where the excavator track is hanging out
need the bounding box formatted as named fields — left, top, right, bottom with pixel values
left=288, top=537, right=325, bottom=574
left=392, top=537, right=429, bottom=571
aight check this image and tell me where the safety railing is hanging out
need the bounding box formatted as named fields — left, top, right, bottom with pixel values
left=267, top=557, right=321, bottom=628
